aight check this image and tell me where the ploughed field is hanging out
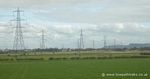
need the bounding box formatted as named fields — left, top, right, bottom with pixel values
left=0, top=58, right=149, bottom=79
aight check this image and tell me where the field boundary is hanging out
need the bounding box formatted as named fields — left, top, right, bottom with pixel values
left=0, top=55, right=150, bottom=61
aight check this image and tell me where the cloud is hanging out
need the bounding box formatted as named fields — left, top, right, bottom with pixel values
left=0, top=0, right=89, bottom=8
left=0, top=0, right=150, bottom=48
left=0, top=0, right=150, bottom=23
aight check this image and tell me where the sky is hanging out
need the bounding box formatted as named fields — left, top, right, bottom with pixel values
left=0, top=0, right=150, bottom=49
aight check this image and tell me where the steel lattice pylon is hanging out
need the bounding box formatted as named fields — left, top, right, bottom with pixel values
left=79, top=29, right=84, bottom=49
left=40, top=30, right=45, bottom=49
left=13, top=8, right=25, bottom=50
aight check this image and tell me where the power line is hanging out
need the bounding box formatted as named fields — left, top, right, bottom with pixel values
left=13, top=8, right=25, bottom=50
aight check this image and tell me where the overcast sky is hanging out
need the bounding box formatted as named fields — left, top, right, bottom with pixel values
left=0, top=0, right=150, bottom=49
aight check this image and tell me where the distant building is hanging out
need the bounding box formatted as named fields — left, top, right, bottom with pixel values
left=105, top=45, right=128, bottom=49
left=105, top=43, right=150, bottom=49
left=128, top=43, right=150, bottom=48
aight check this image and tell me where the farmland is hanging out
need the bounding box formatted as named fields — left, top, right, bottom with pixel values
left=0, top=50, right=150, bottom=79
left=0, top=58, right=149, bottom=79
left=0, top=0, right=150, bottom=79
left=0, top=50, right=150, bottom=61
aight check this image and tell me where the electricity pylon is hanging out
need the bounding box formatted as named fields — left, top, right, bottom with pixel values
left=113, top=39, right=116, bottom=48
left=79, top=29, right=84, bottom=49
left=104, top=36, right=107, bottom=48
left=93, top=40, right=95, bottom=49
left=40, top=30, right=46, bottom=49
left=13, top=8, right=25, bottom=50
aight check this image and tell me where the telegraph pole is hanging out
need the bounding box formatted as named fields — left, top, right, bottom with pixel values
left=13, top=8, right=25, bottom=51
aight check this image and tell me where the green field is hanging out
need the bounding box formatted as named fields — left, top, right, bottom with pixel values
left=0, top=58, right=149, bottom=79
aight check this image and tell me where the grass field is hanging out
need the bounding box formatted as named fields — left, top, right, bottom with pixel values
left=0, top=58, right=149, bottom=79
